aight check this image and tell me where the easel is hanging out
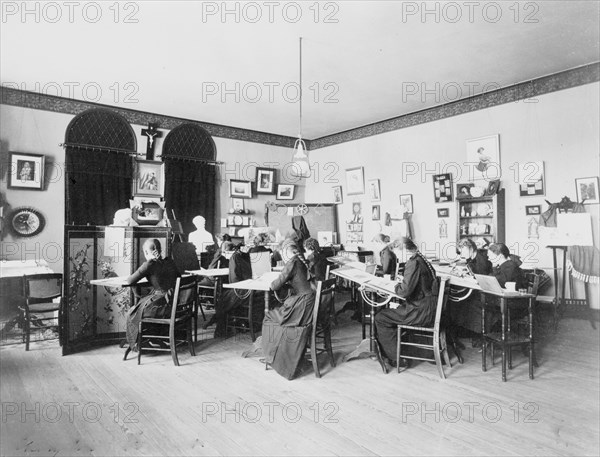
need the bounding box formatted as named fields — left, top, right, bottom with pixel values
left=166, top=209, right=184, bottom=243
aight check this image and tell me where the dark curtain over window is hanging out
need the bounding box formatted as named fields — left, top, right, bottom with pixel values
left=65, top=148, right=133, bottom=225
left=164, top=159, right=218, bottom=235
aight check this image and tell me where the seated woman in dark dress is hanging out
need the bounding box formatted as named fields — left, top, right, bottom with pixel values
left=448, top=239, right=493, bottom=340
left=198, top=234, right=232, bottom=288
left=203, top=244, right=253, bottom=336
left=125, top=239, right=180, bottom=350
left=488, top=243, right=526, bottom=289
left=373, top=233, right=397, bottom=278
left=262, top=239, right=315, bottom=380
left=374, top=237, right=439, bottom=368
left=303, top=237, right=328, bottom=281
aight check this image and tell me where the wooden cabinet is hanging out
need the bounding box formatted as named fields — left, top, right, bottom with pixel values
left=456, top=189, right=505, bottom=246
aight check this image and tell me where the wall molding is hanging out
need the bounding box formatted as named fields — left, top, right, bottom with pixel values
left=2, top=62, right=598, bottom=151
left=0, top=87, right=297, bottom=149
left=310, top=62, right=600, bottom=150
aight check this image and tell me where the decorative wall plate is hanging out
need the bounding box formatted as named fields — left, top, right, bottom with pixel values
left=9, top=207, right=45, bottom=237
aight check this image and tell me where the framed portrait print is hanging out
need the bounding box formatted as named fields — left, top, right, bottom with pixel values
left=456, top=183, right=474, bottom=199
left=575, top=176, right=599, bottom=204
left=134, top=159, right=164, bottom=197
left=437, top=208, right=449, bottom=218
left=229, top=179, right=252, bottom=198
left=433, top=173, right=453, bottom=203
left=372, top=205, right=380, bottom=221
left=256, top=168, right=275, bottom=194
left=399, top=194, right=414, bottom=214
left=346, top=167, right=365, bottom=195
left=8, top=152, right=45, bottom=190
left=332, top=186, right=343, bottom=204
left=525, top=205, right=541, bottom=216
left=368, top=179, right=381, bottom=202
left=276, top=184, right=295, bottom=200
left=466, top=134, right=500, bottom=181
left=518, top=161, right=545, bottom=196
left=232, top=198, right=245, bottom=212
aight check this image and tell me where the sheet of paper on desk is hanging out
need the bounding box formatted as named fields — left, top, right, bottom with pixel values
left=337, top=267, right=374, bottom=282
left=365, top=277, right=398, bottom=294
left=257, top=271, right=281, bottom=283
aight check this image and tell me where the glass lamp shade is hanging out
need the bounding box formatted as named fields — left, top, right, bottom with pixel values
left=290, top=138, right=311, bottom=178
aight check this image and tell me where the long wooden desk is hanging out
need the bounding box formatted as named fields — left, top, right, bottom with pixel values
left=434, top=264, right=536, bottom=381
left=330, top=266, right=400, bottom=373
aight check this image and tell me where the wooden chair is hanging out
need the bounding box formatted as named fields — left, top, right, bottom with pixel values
left=489, top=272, right=540, bottom=373
left=225, top=252, right=259, bottom=340
left=308, top=278, right=337, bottom=378
left=396, top=277, right=451, bottom=379
left=20, top=274, right=63, bottom=351
left=172, top=241, right=219, bottom=341
left=127, top=275, right=197, bottom=366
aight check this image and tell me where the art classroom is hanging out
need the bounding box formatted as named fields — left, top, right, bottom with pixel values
left=0, top=2, right=599, bottom=456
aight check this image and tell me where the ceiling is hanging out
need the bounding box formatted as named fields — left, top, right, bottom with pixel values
left=1, top=1, right=599, bottom=139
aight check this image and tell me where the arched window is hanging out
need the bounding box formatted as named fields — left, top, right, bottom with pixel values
left=162, top=124, right=218, bottom=235
left=65, top=109, right=136, bottom=225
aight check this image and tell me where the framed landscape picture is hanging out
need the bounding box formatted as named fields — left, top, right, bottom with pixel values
left=8, top=152, right=45, bottom=190
left=276, top=184, right=295, bottom=200
left=229, top=179, right=252, bottom=198
left=134, top=159, right=164, bottom=197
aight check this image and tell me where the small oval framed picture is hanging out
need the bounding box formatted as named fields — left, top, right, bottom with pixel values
left=276, top=184, right=295, bottom=200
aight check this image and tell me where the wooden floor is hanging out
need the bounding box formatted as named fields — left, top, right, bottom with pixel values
left=1, top=297, right=599, bottom=457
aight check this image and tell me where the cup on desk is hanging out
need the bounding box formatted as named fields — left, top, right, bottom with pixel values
left=505, top=281, right=516, bottom=292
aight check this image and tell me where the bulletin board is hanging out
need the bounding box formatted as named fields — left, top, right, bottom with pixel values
left=265, top=203, right=338, bottom=239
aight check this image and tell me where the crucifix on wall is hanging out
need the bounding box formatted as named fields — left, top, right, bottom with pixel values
left=141, top=123, right=162, bottom=160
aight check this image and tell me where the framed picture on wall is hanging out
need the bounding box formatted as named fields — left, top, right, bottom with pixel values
left=229, top=179, right=252, bottom=198
left=8, top=152, right=45, bottom=190
left=368, top=179, right=381, bottom=201
left=346, top=167, right=365, bottom=195
left=456, top=183, right=474, bottom=199
left=575, top=176, right=599, bottom=204
left=134, top=159, right=164, bottom=197
left=525, top=205, right=541, bottom=216
left=332, top=186, right=343, bottom=204
left=518, top=161, right=545, bottom=196
left=276, top=184, right=295, bottom=200
left=256, top=168, right=275, bottom=194
left=437, top=208, right=449, bottom=218
left=466, top=134, right=500, bottom=181
left=372, top=205, right=380, bottom=221
left=232, top=198, right=245, bottom=212
left=399, top=194, right=414, bottom=214
left=433, top=173, right=453, bottom=203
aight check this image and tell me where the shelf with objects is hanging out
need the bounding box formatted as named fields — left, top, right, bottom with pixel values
left=456, top=187, right=505, bottom=247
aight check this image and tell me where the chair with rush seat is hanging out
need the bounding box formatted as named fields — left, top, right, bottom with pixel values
left=396, top=276, right=451, bottom=379
left=20, top=274, right=64, bottom=351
